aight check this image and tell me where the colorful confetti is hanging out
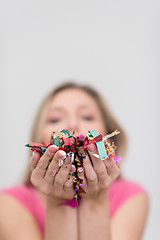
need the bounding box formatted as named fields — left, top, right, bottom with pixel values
left=25, top=129, right=121, bottom=202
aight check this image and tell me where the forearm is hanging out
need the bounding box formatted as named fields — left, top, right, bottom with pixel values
left=44, top=199, right=78, bottom=240
left=78, top=196, right=112, bottom=240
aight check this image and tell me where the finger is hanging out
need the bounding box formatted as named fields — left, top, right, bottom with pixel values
left=63, top=175, right=75, bottom=196
left=82, top=151, right=98, bottom=187
left=54, top=156, right=72, bottom=189
left=77, top=167, right=87, bottom=190
left=43, top=150, right=67, bottom=186
left=69, top=164, right=76, bottom=174
left=87, top=143, right=109, bottom=184
left=30, top=151, right=41, bottom=172
left=104, top=158, right=120, bottom=180
left=31, top=145, right=58, bottom=184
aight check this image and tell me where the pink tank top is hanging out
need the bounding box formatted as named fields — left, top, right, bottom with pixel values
left=0, top=178, right=147, bottom=237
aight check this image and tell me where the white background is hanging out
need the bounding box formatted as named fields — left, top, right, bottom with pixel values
left=0, top=1, right=160, bottom=239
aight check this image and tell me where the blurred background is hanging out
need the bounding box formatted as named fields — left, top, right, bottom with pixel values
left=0, top=0, right=159, bottom=239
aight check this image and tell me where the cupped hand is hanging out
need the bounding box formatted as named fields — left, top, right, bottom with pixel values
left=77, top=143, right=120, bottom=202
left=30, top=145, right=76, bottom=204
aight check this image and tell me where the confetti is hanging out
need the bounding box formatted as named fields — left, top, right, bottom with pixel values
left=25, top=129, right=121, bottom=203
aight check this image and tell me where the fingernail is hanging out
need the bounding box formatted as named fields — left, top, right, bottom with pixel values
left=60, top=151, right=66, bottom=157
left=79, top=148, right=87, bottom=158
left=59, top=159, right=64, bottom=167
left=32, top=151, right=36, bottom=159
left=65, top=157, right=71, bottom=165
left=70, top=164, right=76, bottom=172
left=78, top=167, right=83, bottom=172
left=49, top=145, right=58, bottom=153
left=79, top=183, right=85, bottom=186
left=58, top=151, right=66, bottom=162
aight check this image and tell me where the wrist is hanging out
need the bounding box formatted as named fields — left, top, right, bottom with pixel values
left=80, top=191, right=109, bottom=208
left=46, top=196, right=77, bottom=209
left=46, top=196, right=64, bottom=208
left=82, top=190, right=108, bottom=203
left=78, top=194, right=110, bottom=222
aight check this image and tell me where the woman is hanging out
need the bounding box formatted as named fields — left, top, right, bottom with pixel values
left=0, top=82, right=149, bottom=240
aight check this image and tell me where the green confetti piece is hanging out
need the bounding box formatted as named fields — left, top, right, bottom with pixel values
left=69, top=131, right=75, bottom=138
left=53, top=137, right=59, bottom=147
left=41, top=147, right=47, bottom=153
left=25, top=144, right=30, bottom=147
left=61, top=129, right=70, bottom=137
left=88, top=130, right=107, bottom=159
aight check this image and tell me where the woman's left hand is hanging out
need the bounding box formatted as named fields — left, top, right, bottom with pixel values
left=77, top=143, right=120, bottom=202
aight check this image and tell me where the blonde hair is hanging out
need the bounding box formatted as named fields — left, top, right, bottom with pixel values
left=24, top=81, right=127, bottom=185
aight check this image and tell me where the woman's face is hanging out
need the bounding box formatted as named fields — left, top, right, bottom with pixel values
left=42, top=88, right=107, bottom=144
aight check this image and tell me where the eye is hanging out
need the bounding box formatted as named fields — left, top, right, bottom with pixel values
left=82, top=116, right=94, bottom=121
left=48, top=118, right=61, bottom=123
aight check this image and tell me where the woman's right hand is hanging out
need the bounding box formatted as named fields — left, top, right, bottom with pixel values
left=30, top=145, right=76, bottom=204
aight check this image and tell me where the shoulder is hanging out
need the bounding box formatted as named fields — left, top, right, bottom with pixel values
left=0, top=189, right=42, bottom=240
left=109, top=178, right=147, bottom=195
left=0, top=184, right=44, bottom=212
left=0, top=185, right=44, bottom=240
left=0, top=185, right=39, bottom=215
left=108, top=177, right=149, bottom=217
left=108, top=178, right=149, bottom=240
left=0, top=184, right=35, bottom=199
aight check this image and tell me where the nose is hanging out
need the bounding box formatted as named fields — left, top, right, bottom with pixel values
left=67, top=115, right=79, bottom=134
